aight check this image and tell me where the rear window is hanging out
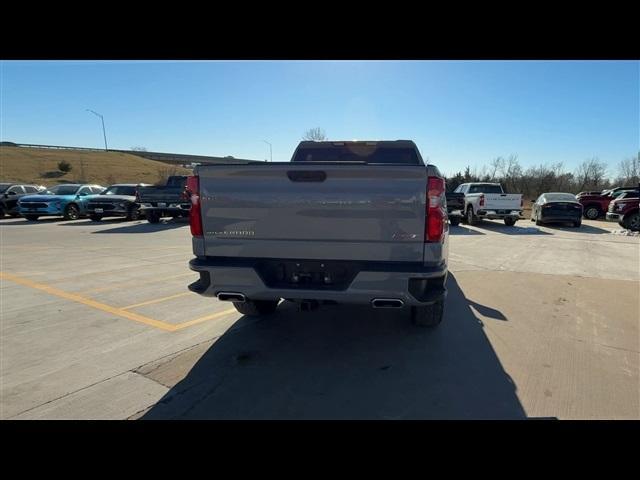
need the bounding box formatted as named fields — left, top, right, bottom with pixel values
left=545, top=193, right=577, bottom=202
left=166, top=176, right=187, bottom=187
left=468, top=184, right=504, bottom=194
left=103, top=186, right=135, bottom=196
left=47, top=185, right=80, bottom=195
left=618, top=191, right=639, bottom=199
left=292, top=145, right=420, bottom=164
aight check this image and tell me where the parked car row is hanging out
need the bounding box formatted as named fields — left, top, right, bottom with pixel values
left=444, top=182, right=639, bottom=231
left=576, top=186, right=638, bottom=220
left=1, top=175, right=192, bottom=224
left=3, top=176, right=639, bottom=233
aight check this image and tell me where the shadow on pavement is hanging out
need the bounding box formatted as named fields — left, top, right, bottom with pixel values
left=91, top=218, right=189, bottom=233
left=543, top=223, right=611, bottom=234
left=0, top=217, right=66, bottom=225
left=141, top=273, right=526, bottom=419
left=467, top=299, right=508, bottom=321
left=471, top=220, right=551, bottom=235
left=61, top=218, right=134, bottom=226
left=448, top=225, right=485, bottom=235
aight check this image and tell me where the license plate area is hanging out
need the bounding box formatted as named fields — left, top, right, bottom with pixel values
left=255, top=260, right=359, bottom=291
left=95, top=208, right=104, bottom=213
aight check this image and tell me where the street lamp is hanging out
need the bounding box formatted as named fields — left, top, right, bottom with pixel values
left=86, top=109, right=108, bottom=151
left=262, top=140, right=272, bottom=162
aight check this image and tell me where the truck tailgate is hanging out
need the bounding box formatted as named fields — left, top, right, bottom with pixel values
left=198, top=163, right=427, bottom=262
left=483, top=193, right=521, bottom=210
left=138, top=187, right=185, bottom=203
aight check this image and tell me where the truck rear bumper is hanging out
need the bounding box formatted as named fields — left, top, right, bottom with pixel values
left=188, top=257, right=447, bottom=306
left=139, top=204, right=191, bottom=216
left=476, top=210, right=523, bottom=220
left=605, top=212, right=622, bottom=222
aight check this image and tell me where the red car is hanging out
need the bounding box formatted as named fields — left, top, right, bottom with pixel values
left=577, top=186, right=638, bottom=219
left=606, top=191, right=639, bottom=231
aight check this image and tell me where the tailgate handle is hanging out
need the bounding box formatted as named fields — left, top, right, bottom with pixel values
left=287, top=170, right=327, bottom=182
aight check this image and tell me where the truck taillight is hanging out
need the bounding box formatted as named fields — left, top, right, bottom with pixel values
left=479, top=194, right=485, bottom=207
left=186, top=175, right=202, bottom=237
left=520, top=197, right=523, bottom=208
left=426, top=176, right=445, bottom=243
left=135, top=189, right=140, bottom=202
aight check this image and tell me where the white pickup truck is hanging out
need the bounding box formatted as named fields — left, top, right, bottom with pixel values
left=454, top=182, right=523, bottom=226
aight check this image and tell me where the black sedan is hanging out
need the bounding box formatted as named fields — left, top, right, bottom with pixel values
left=530, top=192, right=583, bottom=227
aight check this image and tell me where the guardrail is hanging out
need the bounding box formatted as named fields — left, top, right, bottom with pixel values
left=4, top=143, right=107, bottom=152
left=2, top=143, right=264, bottom=164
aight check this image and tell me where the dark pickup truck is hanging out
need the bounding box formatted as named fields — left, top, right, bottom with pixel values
left=445, top=192, right=465, bottom=226
left=606, top=190, right=639, bottom=231
left=137, top=176, right=191, bottom=224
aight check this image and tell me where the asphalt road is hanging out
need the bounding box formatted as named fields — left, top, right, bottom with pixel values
left=1, top=216, right=638, bottom=419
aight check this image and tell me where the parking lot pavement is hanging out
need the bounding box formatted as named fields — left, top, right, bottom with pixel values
left=1, top=217, right=638, bottom=419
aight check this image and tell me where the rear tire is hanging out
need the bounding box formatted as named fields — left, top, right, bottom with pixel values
left=584, top=206, right=600, bottom=220
left=233, top=299, right=279, bottom=316
left=10, top=213, right=20, bottom=218
left=623, top=212, right=640, bottom=232
left=504, top=218, right=516, bottom=226
left=573, top=220, right=582, bottom=228
left=411, top=300, right=445, bottom=328
left=126, top=205, right=141, bottom=221
left=466, top=207, right=476, bottom=226
left=90, top=214, right=102, bottom=222
left=449, top=216, right=460, bottom=226
left=25, top=215, right=39, bottom=221
left=0, top=207, right=5, bottom=219
left=146, top=212, right=160, bottom=224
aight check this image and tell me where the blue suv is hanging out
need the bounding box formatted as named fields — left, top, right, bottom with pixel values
left=18, top=184, right=105, bottom=221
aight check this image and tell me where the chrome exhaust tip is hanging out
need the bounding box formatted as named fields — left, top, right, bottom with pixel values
left=217, top=292, right=246, bottom=303
left=371, top=298, right=404, bottom=308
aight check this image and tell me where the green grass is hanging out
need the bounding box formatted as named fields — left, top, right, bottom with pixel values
left=0, top=146, right=192, bottom=187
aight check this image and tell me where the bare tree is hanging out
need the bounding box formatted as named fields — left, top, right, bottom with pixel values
left=575, top=158, right=608, bottom=191
left=617, top=153, right=640, bottom=185
left=302, top=128, right=327, bottom=141
left=489, top=157, right=504, bottom=181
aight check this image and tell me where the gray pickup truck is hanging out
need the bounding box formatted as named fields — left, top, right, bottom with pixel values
left=186, top=140, right=449, bottom=327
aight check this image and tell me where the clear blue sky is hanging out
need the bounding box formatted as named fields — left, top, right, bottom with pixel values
left=1, top=60, right=638, bottom=176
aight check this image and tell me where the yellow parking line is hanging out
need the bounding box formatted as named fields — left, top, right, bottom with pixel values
left=0, top=271, right=176, bottom=331
left=121, top=292, right=192, bottom=310
left=81, top=272, right=195, bottom=294
left=172, top=308, right=238, bottom=331
left=1, top=271, right=238, bottom=332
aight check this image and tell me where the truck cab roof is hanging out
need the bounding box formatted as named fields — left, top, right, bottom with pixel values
left=292, top=140, right=425, bottom=165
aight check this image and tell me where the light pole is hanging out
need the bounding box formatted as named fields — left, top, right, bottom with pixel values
left=262, top=140, right=272, bottom=162
left=86, top=109, right=108, bottom=151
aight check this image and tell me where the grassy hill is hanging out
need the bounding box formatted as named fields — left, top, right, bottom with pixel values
left=0, top=146, right=192, bottom=186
